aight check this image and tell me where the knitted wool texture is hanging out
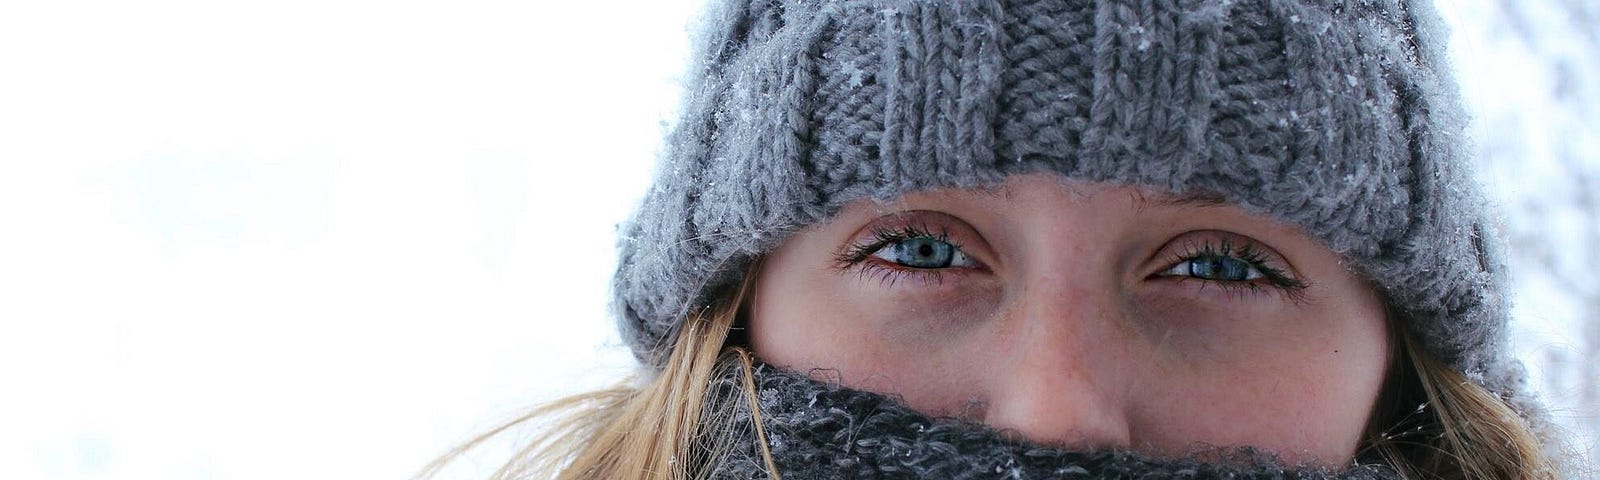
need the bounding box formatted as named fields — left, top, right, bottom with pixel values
left=614, top=0, right=1528, bottom=404
left=704, top=363, right=1403, bottom=479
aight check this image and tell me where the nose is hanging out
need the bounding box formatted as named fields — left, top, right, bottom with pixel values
left=980, top=274, right=1132, bottom=450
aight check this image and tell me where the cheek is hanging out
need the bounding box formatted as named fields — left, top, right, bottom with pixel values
left=747, top=253, right=859, bottom=373
left=1128, top=296, right=1390, bottom=464
left=748, top=243, right=1003, bottom=410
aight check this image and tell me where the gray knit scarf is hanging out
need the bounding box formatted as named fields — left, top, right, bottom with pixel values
left=703, top=363, right=1402, bottom=479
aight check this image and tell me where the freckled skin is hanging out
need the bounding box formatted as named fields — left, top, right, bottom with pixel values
left=749, top=174, right=1389, bottom=466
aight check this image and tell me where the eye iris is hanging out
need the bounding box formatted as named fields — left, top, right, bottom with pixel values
left=894, top=237, right=953, bottom=268
left=1190, top=255, right=1251, bottom=281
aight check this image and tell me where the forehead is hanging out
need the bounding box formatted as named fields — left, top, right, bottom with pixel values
left=876, top=176, right=1233, bottom=212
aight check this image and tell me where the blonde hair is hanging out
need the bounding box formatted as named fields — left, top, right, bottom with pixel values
left=1362, top=320, right=1559, bottom=479
left=413, top=268, right=774, bottom=480
left=419, top=269, right=1557, bottom=480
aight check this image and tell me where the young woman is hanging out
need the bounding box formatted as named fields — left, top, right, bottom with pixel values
left=424, top=0, right=1565, bottom=478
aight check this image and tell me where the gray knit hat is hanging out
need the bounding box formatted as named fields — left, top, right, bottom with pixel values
left=612, top=0, right=1530, bottom=407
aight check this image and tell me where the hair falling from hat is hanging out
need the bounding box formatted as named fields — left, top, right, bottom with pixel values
left=413, top=263, right=774, bottom=480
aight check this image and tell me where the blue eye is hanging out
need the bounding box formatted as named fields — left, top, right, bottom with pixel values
left=870, top=236, right=976, bottom=269
left=1159, top=254, right=1265, bottom=282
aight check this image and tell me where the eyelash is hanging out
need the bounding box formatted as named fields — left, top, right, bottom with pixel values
left=1157, top=239, right=1310, bottom=300
left=836, top=227, right=1310, bottom=299
left=833, top=224, right=971, bottom=286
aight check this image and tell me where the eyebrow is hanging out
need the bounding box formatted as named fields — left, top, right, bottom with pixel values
left=967, top=181, right=1232, bottom=207
left=1133, top=189, right=1232, bottom=211
left=1156, top=191, right=1229, bottom=207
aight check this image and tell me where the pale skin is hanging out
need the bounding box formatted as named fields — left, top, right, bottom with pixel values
left=749, top=173, right=1390, bottom=466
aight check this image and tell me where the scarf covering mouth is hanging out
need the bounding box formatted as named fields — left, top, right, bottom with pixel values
left=704, top=362, right=1401, bottom=479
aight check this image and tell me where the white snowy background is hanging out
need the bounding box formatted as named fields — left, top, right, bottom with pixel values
left=0, top=0, right=1592, bottom=478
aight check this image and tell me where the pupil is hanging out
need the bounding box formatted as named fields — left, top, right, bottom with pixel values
left=896, top=238, right=952, bottom=268
left=1191, top=256, right=1248, bottom=281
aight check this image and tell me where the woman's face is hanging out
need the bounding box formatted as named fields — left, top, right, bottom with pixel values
left=749, top=174, right=1390, bottom=465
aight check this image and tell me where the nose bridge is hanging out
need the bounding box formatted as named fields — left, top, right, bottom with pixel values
left=981, top=259, right=1132, bottom=449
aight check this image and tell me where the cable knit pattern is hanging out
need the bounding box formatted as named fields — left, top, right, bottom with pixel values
left=704, top=364, right=1402, bottom=479
left=612, top=0, right=1531, bottom=423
